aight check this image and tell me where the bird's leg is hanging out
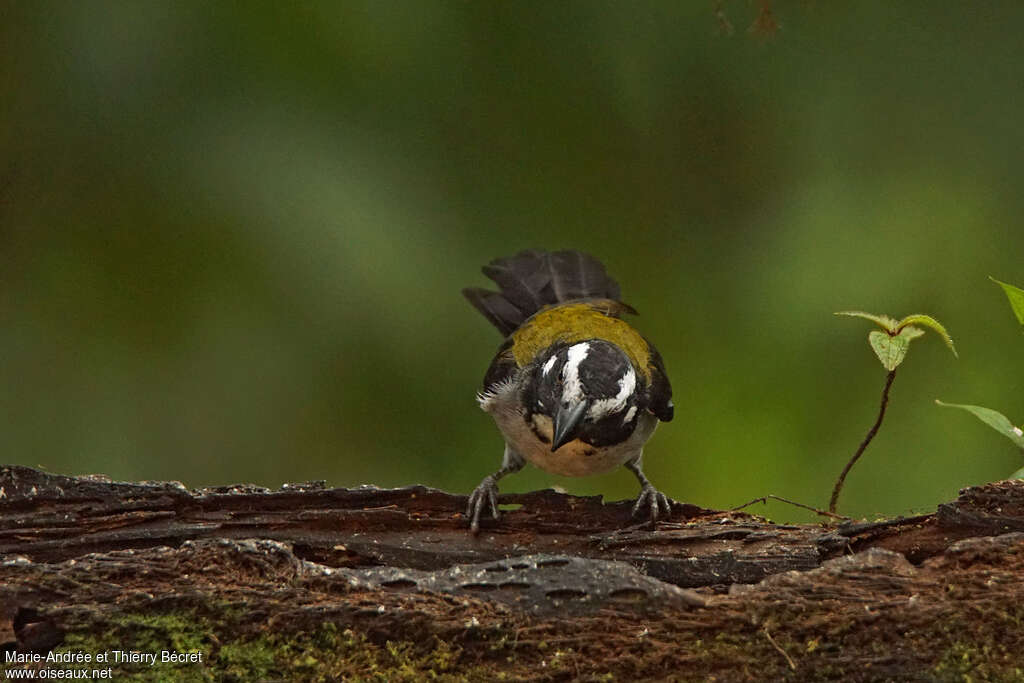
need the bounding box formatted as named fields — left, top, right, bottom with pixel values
left=625, top=456, right=673, bottom=526
left=467, top=446, right=524, bottom=534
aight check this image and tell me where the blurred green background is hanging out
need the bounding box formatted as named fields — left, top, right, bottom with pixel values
left=3, top=2, right=1023, bottom=522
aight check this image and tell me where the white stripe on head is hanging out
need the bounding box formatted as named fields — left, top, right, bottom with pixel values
left=561, top=343, right=590, bottom=404
left=542, top=354, right=558, bottom=376
left=588, top=367, right=636, bottom=419
left=622, top=405, right=637, bottom=424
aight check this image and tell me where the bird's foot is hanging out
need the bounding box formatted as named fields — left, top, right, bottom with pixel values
left=466, top=475, right=501, bottom=534
left=631, top=484, right=673, bottom=526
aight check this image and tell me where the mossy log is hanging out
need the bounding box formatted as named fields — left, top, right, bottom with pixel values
left=1, top=465, right=1023, bottom=681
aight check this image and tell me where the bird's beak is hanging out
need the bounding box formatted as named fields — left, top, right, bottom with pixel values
left=551, top=401, right=588, bottom=451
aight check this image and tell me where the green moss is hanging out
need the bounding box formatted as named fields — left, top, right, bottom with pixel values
left=218, top=637, right=278, bottom=681
left=52, top=610, right=215, bottom=683
left=933, top=642, right=1024, bottom=683
left=929, top=605, right=1024, bottom=683
left=8, top=594, right=1024, bottom=681
left=23, top=607, right=495, bottom=682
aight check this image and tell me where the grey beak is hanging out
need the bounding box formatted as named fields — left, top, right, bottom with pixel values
left=551, top=401, right=588, bottom=451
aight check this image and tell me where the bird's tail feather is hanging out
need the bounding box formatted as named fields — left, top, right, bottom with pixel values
left=463, top=249, right=623, bottom=335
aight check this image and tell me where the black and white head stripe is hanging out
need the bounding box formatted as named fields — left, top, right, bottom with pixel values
left=529, top=341, right=640, bottom=416
left=588, top=364, right=636, bottom=419
left=562, top=342, right=590, bottom=404
left=521, top=340, right=646, bottom=448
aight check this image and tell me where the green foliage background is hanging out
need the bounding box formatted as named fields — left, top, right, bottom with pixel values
left=3, top=2, right=1023, bottom=521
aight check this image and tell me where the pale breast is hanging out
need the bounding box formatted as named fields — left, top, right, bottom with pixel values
left=488, top=404, right=658, bottom=477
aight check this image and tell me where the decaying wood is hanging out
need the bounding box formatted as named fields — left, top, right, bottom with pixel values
left=1, top=465, right=1023, bottom=681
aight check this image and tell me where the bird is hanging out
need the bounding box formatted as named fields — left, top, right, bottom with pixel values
left=463, top=249, right=675, bottom=533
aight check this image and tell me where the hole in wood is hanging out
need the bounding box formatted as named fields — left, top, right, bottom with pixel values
left=546, top=589, right=587, bottom=600
left=537, top=559, right=570, bottom=568
left=609, top=588, right=648, bottom=602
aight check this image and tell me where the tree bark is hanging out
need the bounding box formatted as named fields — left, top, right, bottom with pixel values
left=2, top=465, right=1023, bottom=681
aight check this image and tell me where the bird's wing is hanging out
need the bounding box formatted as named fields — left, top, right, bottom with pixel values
left=645, top=343, right=674, bottom=422
left=481, top=338, right=518, bottom=392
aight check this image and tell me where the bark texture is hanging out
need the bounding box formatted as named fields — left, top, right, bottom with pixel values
left=1, top=465, right=1023, bottom=681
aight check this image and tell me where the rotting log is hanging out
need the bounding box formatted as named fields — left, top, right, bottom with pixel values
left=1, top=465, right=1023, bottom=681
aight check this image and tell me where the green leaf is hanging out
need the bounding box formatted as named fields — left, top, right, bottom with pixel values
left=1010, top=466, right=1024, bottom=480
left=835, top=311, right=898, bottom=333
left=899, top=326, right=925, bottom=341
left=868, top=328, right=920, bottom=370
left=840, top=310, right=956, bottom=369
left=990, top=277, right=1024, bottom=326
left=935, top=400, right=1024, bottom=450
left=897, top=314, right=958, bottom=358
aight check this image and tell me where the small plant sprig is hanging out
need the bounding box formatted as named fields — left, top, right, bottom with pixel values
left=934, top=401, right=1024, bottom=479
left=936, top=277, right=1024, bottom=480
left=830, top=311, right=957, bottom=514
left=990, top=277, right=1024, bottom=326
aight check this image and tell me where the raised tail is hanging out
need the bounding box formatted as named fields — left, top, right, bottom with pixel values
left=463, top=249, right=626, bottom=336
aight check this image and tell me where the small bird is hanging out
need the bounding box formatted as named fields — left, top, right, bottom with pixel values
left=463, top=249, right=675, bottom=533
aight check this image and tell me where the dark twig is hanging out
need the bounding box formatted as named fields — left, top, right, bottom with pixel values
left=730, top=494, right=850, bottom=521
left=830, top=370, right=897, bottom=514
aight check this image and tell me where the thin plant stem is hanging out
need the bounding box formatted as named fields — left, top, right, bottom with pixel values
left=763, top=626, right=797, bottom=671
left=829, top=370, right=897, bottom=514
left=730, top=494, right=849, bottom=521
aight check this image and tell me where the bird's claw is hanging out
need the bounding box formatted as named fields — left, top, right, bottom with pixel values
left=631, top=484, right=673, bottom=526
left=466, top=475, right=500, bottom=534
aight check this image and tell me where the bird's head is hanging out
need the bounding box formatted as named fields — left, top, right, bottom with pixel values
left=524, top=340, right=643, bottom=451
